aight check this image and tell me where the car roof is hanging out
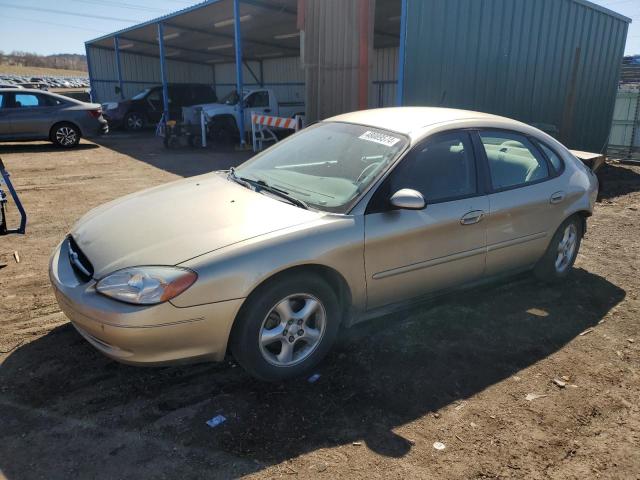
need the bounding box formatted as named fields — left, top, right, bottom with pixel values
left=326, top=107, right=531, bottom=140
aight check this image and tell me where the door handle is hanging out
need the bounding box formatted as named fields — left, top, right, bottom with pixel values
left=460, top=210, right=485, bottom=225
left=550, top=191, right=566, bottom=204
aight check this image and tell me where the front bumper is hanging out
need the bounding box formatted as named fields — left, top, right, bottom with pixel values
left=49, top=238, right=244, bottom=365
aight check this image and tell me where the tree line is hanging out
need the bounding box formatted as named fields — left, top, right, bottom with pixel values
left=0, top=51, right=87, bottom=71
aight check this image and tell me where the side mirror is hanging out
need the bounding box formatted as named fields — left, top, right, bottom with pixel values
left=389, top=189, right=425, bottom=210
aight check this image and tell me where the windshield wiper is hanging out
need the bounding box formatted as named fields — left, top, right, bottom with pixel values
left=228, top=168, right=309, bottom=210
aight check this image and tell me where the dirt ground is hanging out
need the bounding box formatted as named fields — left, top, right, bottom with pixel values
left=0, top=133, right=639, bottom=479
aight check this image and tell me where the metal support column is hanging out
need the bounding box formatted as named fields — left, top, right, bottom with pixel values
left=157, top=23, right=170, bottom=125
left=84, top=42, right=96, bottom=103
left=233, top=0, right=246, bottom=146
left=114, top=36, right=125, bottom=100
left=396, top=0, right=408, bottom=106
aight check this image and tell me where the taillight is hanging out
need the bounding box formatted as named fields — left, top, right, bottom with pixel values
left=87, top=109, right=102, bottom=119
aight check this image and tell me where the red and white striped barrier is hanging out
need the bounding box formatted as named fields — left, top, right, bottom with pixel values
left=251, top=113, right=303, bottom=152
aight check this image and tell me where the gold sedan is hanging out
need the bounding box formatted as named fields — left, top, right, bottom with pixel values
left=50, top=107, right=598, bottom=381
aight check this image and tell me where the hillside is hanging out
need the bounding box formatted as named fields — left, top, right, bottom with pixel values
left=0, top=64, right=88, bottom=78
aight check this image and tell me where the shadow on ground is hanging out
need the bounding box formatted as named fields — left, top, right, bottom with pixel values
left=92, top=131, right=253, bottom=178
left=0, top=268, right=624, bottom=479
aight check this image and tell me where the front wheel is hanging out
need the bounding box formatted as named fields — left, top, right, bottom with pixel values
left=534, top=216, right=582, bottom=282
left=230, top=273, right=341, bottom=381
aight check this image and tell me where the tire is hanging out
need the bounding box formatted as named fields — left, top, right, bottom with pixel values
left=230, top=273, right=341, bottom=381
left=124, top=111, right=145, bottom=131
left=534, top=216, right=583, bottom=282
left=51, top=122, right=80, bottom=148
left=210, top=116, right=239, bottom=144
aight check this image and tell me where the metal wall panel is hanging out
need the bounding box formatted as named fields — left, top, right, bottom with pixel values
left=608, top=86, right=640, bottom=148
left=401, top=0, right=630, bottom=151
left=88, top=46, right=214, bottom=103
left=371, top=47, right=398, bottom=107
left=302, top=0, right=375, bottom=122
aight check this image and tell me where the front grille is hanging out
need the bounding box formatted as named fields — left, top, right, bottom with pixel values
left=67, top=235, right=94, bottom=282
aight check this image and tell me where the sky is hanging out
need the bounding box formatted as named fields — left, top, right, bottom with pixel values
left=0, top=0, right=638, bottom=56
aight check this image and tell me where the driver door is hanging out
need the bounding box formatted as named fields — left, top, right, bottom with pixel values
left=364, top=131, right=489, bottom=310
left=244, top=90, right=271, bottom=130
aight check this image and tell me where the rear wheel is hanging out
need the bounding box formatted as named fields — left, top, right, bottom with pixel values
left=230, top=273, right=341, bottom=381
left=534, top=216, right=582, bottom=282
left=51, top=123, right=80, bottom=148
left=124, top=111, right=145, bottom=131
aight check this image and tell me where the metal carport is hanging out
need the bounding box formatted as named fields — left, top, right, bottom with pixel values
left=86, top=0, right=304, bottom=145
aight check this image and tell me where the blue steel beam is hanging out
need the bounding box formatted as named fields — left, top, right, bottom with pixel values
left=114, top=36, right=125, bottom=99
left=233, top=0, right=245, bottom=146
left=157, top=23, right=170, bottom=124
left=243, top=60, right=261, bottom=85
left=396, top=0, right=408, bottom=106
left=84, top=42, right=97, bottom=102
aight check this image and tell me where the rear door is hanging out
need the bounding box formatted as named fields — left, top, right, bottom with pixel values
left=475, top=129, right=566, bottom=275
left=364, top=130, right=489, bottom=309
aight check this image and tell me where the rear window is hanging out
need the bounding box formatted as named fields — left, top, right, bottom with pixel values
left=538, top=142, right=565, bottom=174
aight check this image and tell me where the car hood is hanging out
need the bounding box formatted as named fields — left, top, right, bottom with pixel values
left=71, top=172, right=322, bottom=278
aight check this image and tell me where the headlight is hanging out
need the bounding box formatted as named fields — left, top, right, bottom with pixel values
left=103, top=102, right=119, bottom=111
left=96, top=266, right=197, bottom=305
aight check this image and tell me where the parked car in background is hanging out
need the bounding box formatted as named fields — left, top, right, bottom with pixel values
left=101, top=84, right=218, bottom=131
left=50, top=107, right=598, bottom=381
left=182, top=88, right=304, bottom=142
left=0, top=88, right=108, bottom=147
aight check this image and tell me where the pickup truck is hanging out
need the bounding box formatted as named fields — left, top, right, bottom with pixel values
left=182, top=88, right=304, bottom=142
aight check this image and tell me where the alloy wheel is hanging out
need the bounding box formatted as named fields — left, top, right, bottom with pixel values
left=555, top=223, right=578, bottom=273
left=55, top=127, right=77, bottom=146
left=127, top=113, right=143, bottom=130
left=258, top=293, right=326, bottom=367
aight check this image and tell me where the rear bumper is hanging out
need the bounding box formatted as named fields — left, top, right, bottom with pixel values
left=49, top=238, right=244, bottom=365
left=83, top=119, right=109, bottom=138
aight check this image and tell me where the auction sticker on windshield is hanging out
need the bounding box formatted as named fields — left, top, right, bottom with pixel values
left=358, top=131, right=401, bottom=147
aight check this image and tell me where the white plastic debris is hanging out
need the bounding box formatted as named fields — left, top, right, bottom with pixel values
left=206, top=414, right=227, bottom=428
left=307, top=373, right=321, bottom=383
left=525, top=393, right=548, bottom=401
left=433, top=441, right=446, bottom=451
left=552, top=378, right=567, bottom=388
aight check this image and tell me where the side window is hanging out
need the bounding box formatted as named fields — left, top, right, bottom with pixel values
left=0, top=93, right=5, bottom=109
left=479, top=131, right=549, bottom=190
left=538, top=142, right=564, bottom=174
left=388, top=131, right=478, bottom=204
left=246, top=91, right=269, bottom=108
left=41, top=95, right=63, bottom=106
left=13, top=94, right=42, bottom=108
left=147, top=88, right=162, bottom=105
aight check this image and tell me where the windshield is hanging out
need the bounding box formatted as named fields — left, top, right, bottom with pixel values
left=132, top=88, right=151, bottom=100
left=220, top=90, right=240, bottom=105
left=234, top=122, right=408, bottom=213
